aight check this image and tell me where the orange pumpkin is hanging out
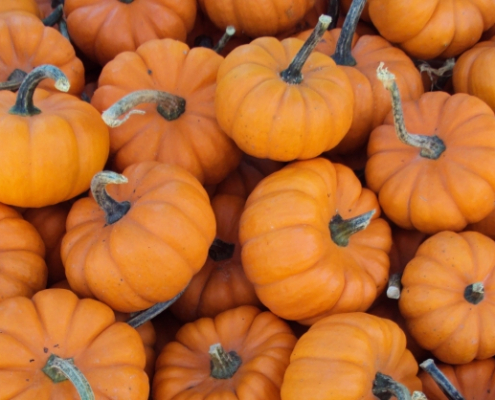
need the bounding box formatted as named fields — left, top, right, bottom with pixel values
left=0, top=288, right=149, bottom=399
left=0, top=0, right=41, bottom=17
left=153, top=305, right=297, bottom=399
left=240, top=157, right=392, bottom=324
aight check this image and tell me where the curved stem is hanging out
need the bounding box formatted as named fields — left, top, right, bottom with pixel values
left=127, top=288, right=187, bottom=328
left=373, top=372, right=412, bottom=400
left=102, top=90, right=186, bottom=127
left=0, top=69, right=27, bottom=91
left=59, top=19, right=70, bottom=41
left=42, top=4, right=64, bottom=26
left=420, top=359, right=465, bottom=400
left=280, top=14, right=332, bottom=84
left=415, top=58, right=455, bottom=92
left=464, top=282, right=484, bottom=305
left=387, top=273, right=402, bottom=300
left=213, top=26, right=236, bottom=54
left=90, top=171, right=131, bottom=225
left=209, top=343, right=242, bottom=379
left=327, top=0, right=340, bottom=30
left=376, top=63, right=446, bottom=160
left=331, top=0, right=366, bottom=66
left=208, top=238, right=235, bottom=262
left=9, top=65, right=70, bottom=116
left=330, top=210, right=375, bottom=247
left=42, top=354, right=95, bottom=400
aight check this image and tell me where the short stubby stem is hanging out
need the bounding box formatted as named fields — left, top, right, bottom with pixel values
left=330, top=210, right=375, bottom=247
left=464, top=282, right=484, bottom=305
left=373, top=372, right=412, bottom=400
left=387, top=273, right=402, bottom=300
left=208, top=238, right=235, bottom=262
left=209, top=343, right=242, bottom=379
left=90, top=171, right=131, bottom=225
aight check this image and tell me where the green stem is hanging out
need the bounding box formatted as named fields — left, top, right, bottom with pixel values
left=90, top=171, right=131, bottom=225
left=42, top=354, right=95, bottom=400
left=330, top=210, right=375, bottom=247
left=420, top=359, right=465, bottom=400
left=209, top=343, right=242, bottom=379
left=372, top=372, right=412, bottom=400
left=9, top=65, right=70, bottom=116
left=0, top=69, right=27, bottom=91
left=42, top=4, right=64, bottom=27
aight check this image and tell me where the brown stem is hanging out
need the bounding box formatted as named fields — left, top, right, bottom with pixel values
left=376, top=63, right=446, bottom=160
left=331, top=0, right=367, bottom=66
left=373, top=372, right=412, bottom=400
left=208, top=238, right=235, bottom=262
left=280, top=14, right=332, bottom=84
left=9, top=65, right=70, bottom=116
left=420, top=359, right=465, bottom=400
left=209, top=343, right=242, bottom=379
left=330, top=210, right=375, bottom=247
left=43, top=354, right=95, bottom=400
left=213, top=26, right=236, bottom=54
left=101, top=90, right=186, bottom=127
left=0, top=69, right=27, bottom=91
left=464, top=282, right=484, bottom=305
left=90, top=171, right=131, bottom=225
left=387, top=273, right=402, bottom=300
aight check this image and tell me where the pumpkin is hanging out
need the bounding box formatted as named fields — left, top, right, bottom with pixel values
left=399, top=231, right=495, bottom=364
left=215, top=15, right=354, bottom=161
left=153, top=305, right=297, bottom=399
left=92, top=38, right=242, bottom=185
left=453, top=35, right=495, bottom=113
left=367, top=0, right=495, bottom=59
left=0, top=203, right=47, bottom=301
left=0, top=288, right=149, bottom=399
left=240, top=157, right=392, bottom=325
left=64, top=0, right=197, bottom=65
left=61, top=161, right=216, bottom=313
left=0, top=0, right=41, bottom=17
left=281, top=312, right=422, bottom=400
left=0, top=12, right=84, bottom=94
left=366, top=64, right=495, bottom=234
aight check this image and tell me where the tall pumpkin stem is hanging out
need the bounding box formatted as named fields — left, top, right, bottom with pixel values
left=9, top=65, right=70, bottom=116
left=101, top=90, right=186, bottom=127
left=464, top=282, right=484, bottom=305
left=214, top=26, right=236, bottom=54
left=327, top=0, right=340, bottom=30
left=0, top=68, right=27, bottom=91
left=377, top=62, right=446, bottom=159
left=330, top=210, right=375, bottom=247
left=209, top=238, right=235, bottom=262
left=331, top=0, right=367, bottom=66
left=209, top=343, right=242, bottom=379
left=372, top=372, right=412, bottom=400
left=42, top=354, right=95, bottom=400
left=420, top=359, right=465, bottom=400
left=91, top=171, right=131, bottom=225
left=280, top=14, right=332, bottom=84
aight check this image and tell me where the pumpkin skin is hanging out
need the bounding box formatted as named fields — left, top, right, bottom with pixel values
left=0, top=203, right=47, bottom=301
left=0, top=12, right=84, bottom=95
left=281, top=312, right=422, bottom=400
left=198, top=0, right=315, bottom=38
left=0, top=0, right=41, bottom=17
left=453, top=35, right=495, bottom=113
left=0, top=288, right=149, bottom=399
left=367, top=0, right=495, bottom=59
left=92, top=39, right=242, bottom=185
left=64, top=0, right=197, bottom=65
left=366, top=91, right=495, bottom=234
left=153, top=305, right=297, bottom=400
left=240, top=157, right=392, bottom=325
left=399, top=231, right=495, bottom=364
left=61, top=161, right=216, bottom=313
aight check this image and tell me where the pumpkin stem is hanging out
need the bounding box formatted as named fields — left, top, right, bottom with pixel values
left=330, top=210, right=375, bottom=247
left=464, top=282, right=484, bottom=305
left=326, top=0, right=340, bottom=30
left=412, top=392, right=428, bottom=400
left=209, top=343, right=242, bottom=379
left=387, top=273, right=402, bottom=300
left=415, top=58, right=455, bottom=92
left=42, top=3, right=64, bottom=27
left=420, top=359, right=466, bottom=400
left=0, top=69, right=27, bottom=91
left=9, top=65, right=70, bottom=116
left=331, top=0, right=367, bottom=66
left=372, top=372, right=412, bottom=400
left=280, top=14, right=332, bottom=84
left=119, top=0, right=133, bottom=3
left=42, top=354, right=95, bottom=400
left=209, top=238, right=235, bottom=262
left=102, top=90, right=186, bottom=127
left=376, top=62, right=446, bottom=159
left=91, top=171, right=131, bottom=225
left=213, top=26, right=236, bottom=54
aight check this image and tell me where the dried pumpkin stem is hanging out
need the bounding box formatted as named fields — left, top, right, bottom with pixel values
left=42, top=354, right=95, bottom=400
left=373, top=372, right=412, bottom=400
left=209, top=238, right=235, bottom=262
left=0, top=68, right=27, bottom=91
left=412, top=392, right=428, bottom=400
left=330, top=209, right=375, bottom=247
left=331, top=0, right=366, bottom=66
left=213, top=26, right=236, bottom=54
left=209, top=343, right=242, bottom=379
left=415, top=58, right=455, bottom=92
left=387, top=273, right=402, bottom=300
left=91, top=171, right=131, bottom=225
left=326, top=0, right=340, bottom=30
left=376, top=62, right=446, bottom=159
left=9, top=65, right=70, bottom=116
left=464, top=282, right=484, bottom=305
left=42, top=4, right=64, bottom=27
left=280, top=14, right=332, bottom=84
left=102, top=89, right=186, bottom=127
left=420, top=359, right=465, bottom=400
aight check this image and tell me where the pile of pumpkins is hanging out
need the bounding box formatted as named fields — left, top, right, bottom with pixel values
left=1, top=0, right=495, bottom=398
